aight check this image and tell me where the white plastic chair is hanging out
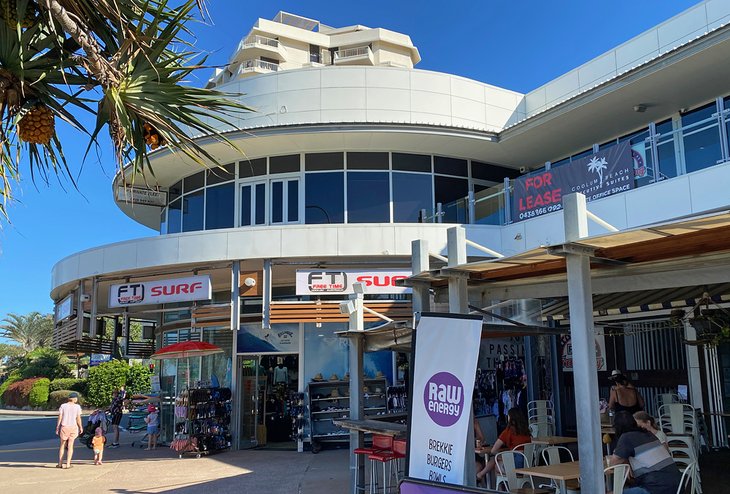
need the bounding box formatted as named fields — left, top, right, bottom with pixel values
left=495, top=451, right=533, bottom=492
left=513, top=442, right=537, bottom=467
left=541, top=445, right=574, bottom=466
left=604, top=463, right=629, bottom=494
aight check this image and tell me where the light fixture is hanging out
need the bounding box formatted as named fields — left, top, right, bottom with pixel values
left=514, top=233, right=523, bottom=240
left=633, top=104, right=647, bottom=113
left=352, top=282, right=365, bottom=295
left=243, top=277, right=256, bottom=287
left=339, top=300, right=355, bottom=315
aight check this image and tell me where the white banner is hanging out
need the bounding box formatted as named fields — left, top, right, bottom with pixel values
left=408, top=314, right=483, bottom=484
left=115, top=186, right=167, bottom=207
left=108, top=275, right=212, bottom=308
left=295, top=269, right=411, bottom=295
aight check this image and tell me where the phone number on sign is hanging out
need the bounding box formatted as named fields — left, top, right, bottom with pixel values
left=518, top=203, right=563, bottom=220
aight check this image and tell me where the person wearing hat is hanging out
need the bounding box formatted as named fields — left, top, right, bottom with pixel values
left=144, top=404, right=159, bottom=450
left=55, top=392, right=83, bottom=468
left=608, top=370, right=644, bottom=415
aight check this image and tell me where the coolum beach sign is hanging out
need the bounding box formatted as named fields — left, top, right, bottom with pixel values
left=408, top=314, right=482, bottom=484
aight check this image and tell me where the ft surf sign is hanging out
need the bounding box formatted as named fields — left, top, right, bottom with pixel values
left=109, top=275, right=212, bottom=308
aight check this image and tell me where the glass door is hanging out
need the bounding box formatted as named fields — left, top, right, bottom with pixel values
left=270, top=178, right=299, bottom=224
left=238, top=357, right=265, bottom=449
left=240, top=181, right=267, bottom=226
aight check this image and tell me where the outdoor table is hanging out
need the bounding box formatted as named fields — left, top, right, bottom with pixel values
left=333, top=418, right=407, bottom=437
left=532, top=436, right=578, bottom=445
left=515, top=460, right=580, bottom=494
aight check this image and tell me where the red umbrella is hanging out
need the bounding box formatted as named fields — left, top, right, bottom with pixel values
left=151, top=341, right=224, bottom=360
left=151, top=341, right=224, bottom=388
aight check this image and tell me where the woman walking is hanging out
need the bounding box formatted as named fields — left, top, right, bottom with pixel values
left=56, top=392, right=83, bottom=469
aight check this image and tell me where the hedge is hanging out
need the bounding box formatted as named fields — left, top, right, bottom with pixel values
left=86, top=360, right=150, bottom=407
left=3, top=378, right=40, bottom=408
left=29, top=378, right=50, bottom=408
left=49, top=390, right=85, bottom=409
left=0, top=370, right=23, bottom=406
left=49, top=378, right=88, bottom=395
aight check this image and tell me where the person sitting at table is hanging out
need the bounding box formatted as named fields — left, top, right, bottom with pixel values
left=474, top=417, right=487, bottom=486
left=608, top=411, right=681, bottom=494
left=476, top=407, right=532, bottom=487
left=608, top=370, right=645, bottom=414
left=633, top=411, right=669, bottom=451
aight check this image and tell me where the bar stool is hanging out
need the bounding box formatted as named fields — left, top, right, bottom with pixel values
left=354, top=434, right=393, bottom=494
left=368, top=438, right=406, bottom=494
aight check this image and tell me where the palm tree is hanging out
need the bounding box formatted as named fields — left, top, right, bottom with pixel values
left=587, top=156, right=608, bottom=187
left=0, top=0, right=250, bottom=219
left=0, top=312, right=54, bottom=352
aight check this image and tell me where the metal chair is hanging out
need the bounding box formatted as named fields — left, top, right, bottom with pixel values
left=604, top=464, right=629, bottom=494
left=514, top=442, right=537, bottom=467
left=494, top=451, right=534, bottom=492
left=354, top=434, right=392, bottom=494
left=676, top=461, right=698, bottom=494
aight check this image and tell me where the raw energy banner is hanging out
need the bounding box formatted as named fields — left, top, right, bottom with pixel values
left=512, top=141, right=634, bottom=222
left=408, top=314, right=483, bottom=484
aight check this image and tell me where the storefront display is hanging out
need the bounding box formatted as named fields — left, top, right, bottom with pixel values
left=170, top=386, right=232, bottom=458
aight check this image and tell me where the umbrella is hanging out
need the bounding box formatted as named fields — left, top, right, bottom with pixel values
left=151, top=341, right=224, bottom=388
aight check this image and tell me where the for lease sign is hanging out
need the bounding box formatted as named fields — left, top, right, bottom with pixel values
left=108, top=275, right=212, bottom=308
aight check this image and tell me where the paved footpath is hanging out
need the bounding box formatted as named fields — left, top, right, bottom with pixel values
left=0, top=430, right=349, bottom=494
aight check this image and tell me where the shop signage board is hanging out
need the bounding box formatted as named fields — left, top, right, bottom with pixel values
left=560, top=334, right=607, bottom=372
left=237, top=323, right=300, bottom=353
left=108, top=275, right=212, bottom=308
left=90, top=353, right=112, bottom=367
left=55, top=294, right=73, bottom=322
left=511, top=141, right=634, bottom=222
left=408, top=313, right=483, bottom=484
left=115, top=186, right=167, bottom=207
left=295, top=269, right=411, bottom=295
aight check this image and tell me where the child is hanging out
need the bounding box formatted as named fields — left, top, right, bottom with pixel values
left=144, top=404, right=159, bottom=450
left=91, top=427, right=105, bottom=465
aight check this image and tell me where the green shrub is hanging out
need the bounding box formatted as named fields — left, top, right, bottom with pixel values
left=3, top=378, right=40, bottom=408
left=49, top=390, right=85, bottom=409
left=29, top=378, right=50, bottom=408
left=49, top=378, right=87, bottom=395
left=126, top=363, right=152, bottom=395
left=19, top=348, right=73, bottom=380
left=0, top=370, right=23, bottom=406
left=86, top=360, right=129, bottom=407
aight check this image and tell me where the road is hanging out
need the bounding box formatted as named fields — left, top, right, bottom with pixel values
left=0, top=415, right=59, bottom=446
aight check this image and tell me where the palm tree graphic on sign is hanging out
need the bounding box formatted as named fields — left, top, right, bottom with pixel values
left=587, top=156, right=609, bottom=187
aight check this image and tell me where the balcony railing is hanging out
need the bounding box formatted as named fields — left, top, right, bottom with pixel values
left=334, top=46, right=372, bottom=61
left=241, top=34, right=280, bottom=50
left=237, top=59, right=279, bottom=75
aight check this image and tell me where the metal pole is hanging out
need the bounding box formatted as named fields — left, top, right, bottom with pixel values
left=262, top=259, right=272, bottom=329
left=230, top=261, right=240, bottom=450
left=349, top=287, right=365, bottom=494
left=563, top=193, right=604, bottom=494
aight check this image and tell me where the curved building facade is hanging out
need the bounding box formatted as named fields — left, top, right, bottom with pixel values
left=51, top=5, right=730, bottom=450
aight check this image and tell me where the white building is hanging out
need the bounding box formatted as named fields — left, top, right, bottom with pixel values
left=52, top=4, right=730, bottom=452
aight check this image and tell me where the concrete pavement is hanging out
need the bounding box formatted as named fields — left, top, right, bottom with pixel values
left=0, top=430, right=350, bottom=494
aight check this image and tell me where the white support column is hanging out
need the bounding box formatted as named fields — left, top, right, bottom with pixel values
left=89, top=277, right=98, bottom=338
left=563, top=193, right=605, bottom=494
left=230, top=261, right=240, bottom=450
left=447, top=227, right=468, bottom=314
left=684, top=321, right=704, bottom=410
left=348, top=287, right=365, bottom=494
left=411, top=239, right=431, bottom=315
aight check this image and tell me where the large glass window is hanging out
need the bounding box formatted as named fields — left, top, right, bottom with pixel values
left=206, top=163, right=235, bottom=186
left=271, top=178, right=299, bottom=224
left=681, top=103, right=722, bottom=173
left=619, top=128, right=652, bottom=187
left=347, top=172, right=389, bottom=223
left=434, top=156, right=468, bottom=177
left=305, top=172, right=344, bottom=224
left=270, top=155, right=300, bottom=174
left=435, top=176, right=468, bottom=223
left=393, top=153, right=430, bottom=172
left=182, top=190, right=204, bottom=232
left=288, top=181, right=299, bottom=222
left=305, top=152, right=344, bottom=171
left=239, top=158, right=266, bottom=178
left=347, top=152, right=389, bottom=170
left=393, top=172, right=432, bottom=222
left=167, top=199, right=182, bottom=234
left=471, top=161, right=519, bottom=182
left=183, top=171, right=205, bottom=193
left=160, top=208, right=168, bottom=234
left=205, top=183, right=234, bottom=230
left=655, top=119, right=678, bottom=179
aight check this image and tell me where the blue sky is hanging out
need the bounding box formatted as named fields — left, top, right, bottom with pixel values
left=0, top=0, right=700, bottom=324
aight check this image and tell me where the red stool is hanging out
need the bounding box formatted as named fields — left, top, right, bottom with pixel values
left=368, top=438, right=406, bottom=494
left=354, top=434, right=393, bottom=494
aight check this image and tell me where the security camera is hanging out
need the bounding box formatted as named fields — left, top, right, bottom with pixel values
left=243, top=277, right=257, bottom=287
left=80, top=294, right=91, bottom=303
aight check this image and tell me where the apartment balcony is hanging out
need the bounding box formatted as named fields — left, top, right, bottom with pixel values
left=236, top=59, right=280, bottom=78
left=333, top=46, right=374, bottom=66
left=231, top=34, right=287, bottom=63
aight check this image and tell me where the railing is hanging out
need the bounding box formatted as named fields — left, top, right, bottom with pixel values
left=238, top=59, right=279, bottom=75
left=240, top=34, right=280, bottom=50
left=334, top=46, right=371, bottom=60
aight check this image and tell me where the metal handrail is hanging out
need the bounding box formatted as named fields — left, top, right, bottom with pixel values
left=241, top=34, right=279, bottom=49
left=238, top=59, right=280, bottom=74
left=334, top=46, right=370, bottom=59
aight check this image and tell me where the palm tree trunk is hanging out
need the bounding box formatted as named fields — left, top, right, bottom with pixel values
left=41, top=0, right=120, bottom=88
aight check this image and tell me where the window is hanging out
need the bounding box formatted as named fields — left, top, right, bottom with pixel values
left=305, top=172, right=344, bottom=223
left=435, top=176, right=468, bottom=223
left=182, top=190, right=204, bottom=232
left=239, top=158, right=266, bottom=178
left=169, top=181, right=182, bottom=201
left=270, top=155, right=300, bottom=174
left=392, top=153, right=431, bottom=172
left=655, top=119, right=678, bottom=179
left=306, top=152, right=344, bottom=171
left=271, top=178, right=299, bottom=224
left=206, top=163, right=235, bottom=186
left=347, top=172, right=389, bottom=223
left=471, top=161, right=519, bottom=182
left=183, top=171, right=205, bottom=193
left=205, top=183, right=234, bottom=230
left=619, top=128, right=651, bottom=186
left=393, top=172, right=432, bottom=222
left=167, top=199, right=182, bottom=234
left=681, top=103, right=722, bottom=173
left=347, top=152, right=389, bottom=170
left=160, top=208, right=168, bottom=234
left=434, top=156, right=468, bottom=177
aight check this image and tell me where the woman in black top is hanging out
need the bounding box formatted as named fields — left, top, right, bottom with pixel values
left=608, top=370, right=644, bottom=414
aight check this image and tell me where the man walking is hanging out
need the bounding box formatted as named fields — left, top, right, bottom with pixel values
left=108, top=386, right=126, bottom=448
left=56, top=392, right=83, bottom=468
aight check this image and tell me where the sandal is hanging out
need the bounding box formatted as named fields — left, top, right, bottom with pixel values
left=56, top=464, right=63, bottom=469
